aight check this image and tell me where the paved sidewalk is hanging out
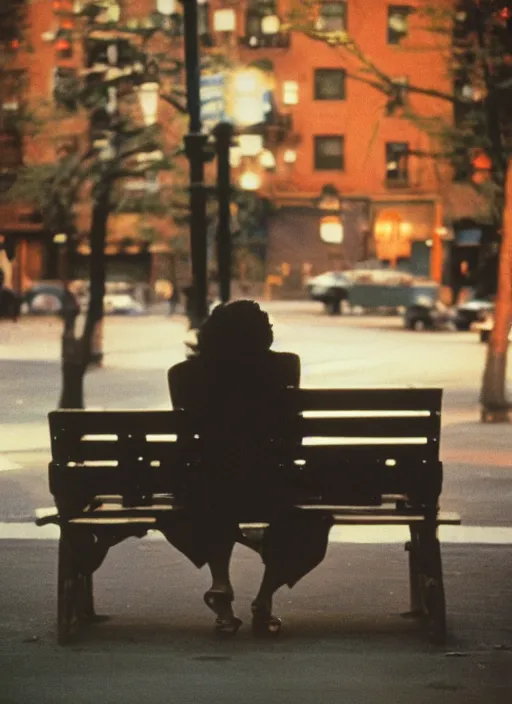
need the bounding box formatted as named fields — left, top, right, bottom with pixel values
left=0, top=539, right=511, bottom=704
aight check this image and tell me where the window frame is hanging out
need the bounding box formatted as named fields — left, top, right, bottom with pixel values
left=317, top=1, right=348, bottom=33
left=386, top=76, right=408, bottom=115
left=314, top=68, right=347, bottom=101
left=387, top=5, right=412, bottom=45
left=314, top=135, right=345, bottom=171
left=385, top=141, right=409, bottom=184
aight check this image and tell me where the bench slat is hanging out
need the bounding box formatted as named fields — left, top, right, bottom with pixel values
left=299, top=445, right=438, bottom=461
left=300, top=416, right=439, bottom=438
left=298, top=388, right=442, bottom=412
left=49, top=410, right=183, bottom=437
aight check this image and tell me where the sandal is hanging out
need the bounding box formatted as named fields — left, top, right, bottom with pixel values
left=204, top=589, right=242, bottom=637
left=251, top=602, right=282, bottom=637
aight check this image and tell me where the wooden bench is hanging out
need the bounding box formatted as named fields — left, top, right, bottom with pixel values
left=40, top=387, right=460, bottom=645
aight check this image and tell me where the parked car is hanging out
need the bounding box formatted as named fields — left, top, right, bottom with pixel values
left=473, top=312, right=512, bottom=343
left=306, top=268, right=440, bottom=315
left=404, top=297, right=456, bottom=331
left=21, top=282, right=80, bottom=316
left=453, top=296, right=494, bottom=331
left=22, top=281, right=145, bottom=316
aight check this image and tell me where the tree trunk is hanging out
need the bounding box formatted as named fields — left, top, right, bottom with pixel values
left=84, top=186, right=110, bottom=367
left=58, top=184, right=111, bottom=409
left=480, top=160, right=512, bottom=422
left=59, top=338, right=87, bottom=409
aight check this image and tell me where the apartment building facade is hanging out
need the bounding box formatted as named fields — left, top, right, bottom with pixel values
left=0, top=0, right=487, bottom=293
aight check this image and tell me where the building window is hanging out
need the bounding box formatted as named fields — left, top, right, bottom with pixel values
left=283, top=80, right=299, bottom=105
left=314, top=69, right=346, bottom=100
left=0, top=130, right=22, bottom=170
left=53, top=68, right=79, bottom=111
left=316, top=2, right=348, bottom=32
left=244, top=0, right=288, bottom=48
left=55, top=29, right=73, bottom=59
left=386, top=77, right=408, bottom=115
left=314, top=135, right=345, bottom=170
left=0, top=70, right=24, bottom=123
left=387, top=6, right=412, bottom=45
left=0, top=0, right=24, bottom=52
left=386, top=142, right=409, bottom=183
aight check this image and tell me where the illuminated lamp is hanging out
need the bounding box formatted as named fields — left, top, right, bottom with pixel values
left=261, top=14, right=280, bottom=34
left=283, top=149, right=297, bottom=164
left=240, top=171, right=262, bottom=191
left=214, top=9, right=236, bottom=32
left=229, top=146, right=242, bottom=167
left=238, top=134, right=263, bottom=156
left=259, top=149, right=276, bottom=169
left=156, top=0, right=176, bottom=14
left=138, top=79, right=160, bottom=126
left=55, top=37, right=71, bottom=52
left=320, top=216, right=344, bottom=244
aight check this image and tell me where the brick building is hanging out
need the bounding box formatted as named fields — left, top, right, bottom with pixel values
left=0, top=0, right=488, bottom=295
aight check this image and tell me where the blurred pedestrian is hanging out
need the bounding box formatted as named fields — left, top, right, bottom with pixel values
left=168, top=280, right=180, bottom=315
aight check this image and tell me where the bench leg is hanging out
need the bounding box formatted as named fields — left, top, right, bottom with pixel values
left=407, top=524, right=447, bottom=645
left=57, top=528, right=108, bottom=645
left=57, top=530, right=84, bottom=645
left=404, top=533, right=423, bottom=619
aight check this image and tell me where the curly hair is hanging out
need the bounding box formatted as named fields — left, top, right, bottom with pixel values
left=195, top=300, right=273, bottom=359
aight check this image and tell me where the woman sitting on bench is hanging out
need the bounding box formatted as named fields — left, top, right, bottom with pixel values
left=165, top=300, right=332, bottom=636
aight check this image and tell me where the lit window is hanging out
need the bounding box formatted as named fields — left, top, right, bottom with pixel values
left=314, top=135, right=344, bottom=170
left=316, top=2, right=348, bottom=32
left=0, top=70, right=23, bottom=117
left=387, top=6, right=412, bottom=45
left=55, top=29, right=73, bottom=59
left=245, top=0, right=287, bottom=47
left=283, top=81, right=299, bottom=105
left=214, top=8, right=236, bottom=32
left=314, top=69, right=346, bottom=100
left=386, top=142, right=409, bottom=183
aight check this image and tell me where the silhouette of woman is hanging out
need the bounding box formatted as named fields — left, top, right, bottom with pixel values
left=166, top=300, right=332, bottom=636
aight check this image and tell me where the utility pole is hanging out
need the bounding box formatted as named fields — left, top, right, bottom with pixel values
left=214, top=121, right=233, bottom=303
left=183, top=0, right=209, bottom=328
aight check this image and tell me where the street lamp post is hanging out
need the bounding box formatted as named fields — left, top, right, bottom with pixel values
left=213, top=121, right=234, bottom=303
left=182, top=0, right=209, bottom=329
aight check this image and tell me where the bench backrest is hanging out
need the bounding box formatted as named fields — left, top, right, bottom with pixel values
left=295, top=388, right=442, bottom=508
left=48, top=387, right=442, bottom=511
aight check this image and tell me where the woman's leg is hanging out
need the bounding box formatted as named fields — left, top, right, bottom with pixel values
left=203, top=520, right=242, bottom=634
left=251, top=512, right=333, bottom=633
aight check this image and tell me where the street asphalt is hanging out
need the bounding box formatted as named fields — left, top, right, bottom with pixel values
left=0, top=302, right=511, bottom=703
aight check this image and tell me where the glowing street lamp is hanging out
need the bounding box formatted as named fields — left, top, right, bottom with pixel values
left=238, top=134, right=263, bottom=157
left=259, top=149, right=276, bottom=170
left=240, top=171, right=262, bottom=191
left=320, top=216, right=344, bottom=244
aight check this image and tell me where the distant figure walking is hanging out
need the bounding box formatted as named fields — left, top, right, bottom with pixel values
left=168, top=280, right=180, bottom=315
left=164, top=300, right=332, bottom=636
